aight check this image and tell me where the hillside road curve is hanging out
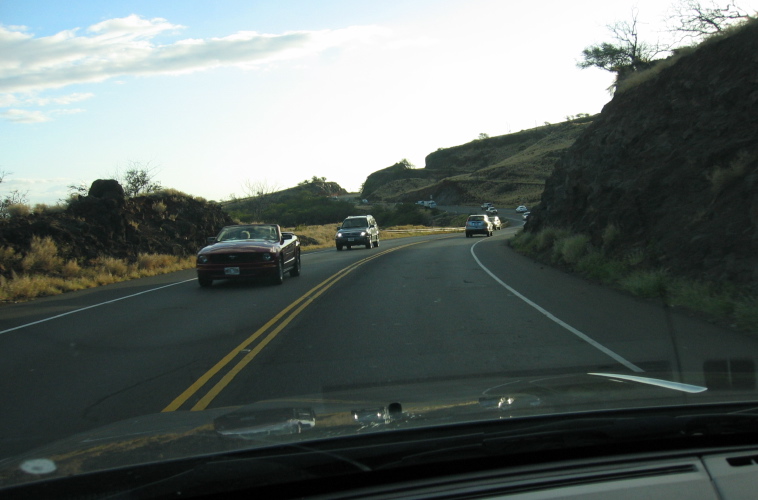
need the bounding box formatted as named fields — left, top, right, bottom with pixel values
left=1, top=228, right=757, bottom=460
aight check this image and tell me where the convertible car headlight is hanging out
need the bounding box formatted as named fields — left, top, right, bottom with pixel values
left=197, top=255, right=209, bottom=264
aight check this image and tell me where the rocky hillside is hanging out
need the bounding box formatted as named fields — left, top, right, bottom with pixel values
left=527, top=19, right=758, bottom=291
left=362, top=117, right=594, bottom=206
left=0, top=180, right=233, bottom=274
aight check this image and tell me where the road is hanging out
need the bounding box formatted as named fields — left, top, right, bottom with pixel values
left=1, top=214, right=757, bottom=460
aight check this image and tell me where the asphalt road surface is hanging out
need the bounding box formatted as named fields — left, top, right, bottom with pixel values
left=1, top=219, right=756, bottom=460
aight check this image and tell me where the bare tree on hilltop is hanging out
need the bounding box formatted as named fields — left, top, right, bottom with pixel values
left=115, top=161, right=163, bottom=198
left=0, top=170, right=30, bottom=218
left=668, top=0, right=755, bottom=40
left=578, top=9, right=669, bottom=93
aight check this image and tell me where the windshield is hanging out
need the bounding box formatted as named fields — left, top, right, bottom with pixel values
left=1, top=0, right=757, bottom=497
left=216, top=225, right=278, bottom=242
left=341, top=218, right=369, bottom=228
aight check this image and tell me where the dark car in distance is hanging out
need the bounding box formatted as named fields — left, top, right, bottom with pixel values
left=335, top=215, right=379, bottom=250
left=196, top=224, right=301, bottom=286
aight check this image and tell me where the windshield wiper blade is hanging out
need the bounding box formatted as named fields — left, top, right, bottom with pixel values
left=587, top=373, right=708, bottom=394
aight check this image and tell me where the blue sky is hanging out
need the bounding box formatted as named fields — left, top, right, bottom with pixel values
left=1, top=0, right=752, bottom=205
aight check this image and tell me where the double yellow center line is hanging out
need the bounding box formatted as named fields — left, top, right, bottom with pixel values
left=163, top=241, right=425, bottom=412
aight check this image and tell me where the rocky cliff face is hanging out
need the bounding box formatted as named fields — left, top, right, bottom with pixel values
left=528, top=20, right=758, bottom=290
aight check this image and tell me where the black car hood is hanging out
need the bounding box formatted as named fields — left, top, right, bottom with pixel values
left=0, top=372, right=743, bottom=490
left=198, top=241, right=278, bottom=254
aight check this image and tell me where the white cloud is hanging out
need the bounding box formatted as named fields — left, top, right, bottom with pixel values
left=1, top=109, right=51, bottom=123
left=28, top=92, right=94, bottom=106
left=0, top=16, right=387, bottom=94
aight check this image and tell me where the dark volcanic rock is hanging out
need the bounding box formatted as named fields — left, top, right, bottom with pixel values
left=88, top=179, right=125, bottom=201
left=0, top=184, right=234, bottom=272
left=528, top=20, right=758, bottom=289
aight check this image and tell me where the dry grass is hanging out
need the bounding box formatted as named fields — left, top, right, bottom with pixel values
left=0, top=236, right=196, bottom=303
left=20, top=236, right=63, bottom=273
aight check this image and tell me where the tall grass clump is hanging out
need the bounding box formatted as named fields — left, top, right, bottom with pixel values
left=61, top=259, right=82, bottom=278
left=509, top=230, right=535, bottom=253
left=94, top=256, right=130, bottom=277
left=20, top=236, right=63, bottom=273
left=602, top=224, right=621, bottom=250
left=6, top=204, right=31, bottom=218
left=137, top=253, right=175, bottom=271
left=734, top=299, right=758, bottom=331
left=667, top=279, right=736, bottom=318
left=0, top=273, right=64, bottom=301
left=533, top=227, right=570, bottom=254
left=553, top=234, right=590, bottom=265
left=0, top=246, right=19, bottom=272
left=619, top=269, right=670, bottom=298
left=576, top=251, right=628, bottom=284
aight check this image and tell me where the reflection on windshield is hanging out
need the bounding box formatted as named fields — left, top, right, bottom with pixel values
left=217, top=226, right=277, bottom=242
left=341, top=219, right=368, bottom=228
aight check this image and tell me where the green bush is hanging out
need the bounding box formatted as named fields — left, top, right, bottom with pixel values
left=554, top=234, right=590, bottom=265
left=602, top=224, right=620, bottom=250
left=668, top=279, right=737, bottom=318
left=734, top=298, right=758, bottom=331
left=619, top=269, right=669, bottom=298
left=576, top=252, right=628, bottom=284
left=533, top=227, right=570, bottom=254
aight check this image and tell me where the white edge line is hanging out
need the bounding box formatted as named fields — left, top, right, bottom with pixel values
left=470, top=239, right=644, bottom=373
left=0, top=278, right=197, bottom=336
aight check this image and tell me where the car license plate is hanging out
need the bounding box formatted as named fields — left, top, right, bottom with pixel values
left=348, top=238, right=355, bottom=242
left=224, top=267, right=240, bottom=275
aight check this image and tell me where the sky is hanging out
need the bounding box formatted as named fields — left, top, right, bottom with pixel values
left=1, top=0, right=754, bottom=205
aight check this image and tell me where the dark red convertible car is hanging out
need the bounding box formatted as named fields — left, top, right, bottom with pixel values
left=196, top=224, right=301, bottom=286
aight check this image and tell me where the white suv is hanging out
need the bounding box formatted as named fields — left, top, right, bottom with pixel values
left=465, top=215, right=493, bottom=238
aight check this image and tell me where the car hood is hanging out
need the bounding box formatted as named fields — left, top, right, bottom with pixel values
left=0, top=371, right=750, bottom=490
left=199, top=241, right=278, bottom=254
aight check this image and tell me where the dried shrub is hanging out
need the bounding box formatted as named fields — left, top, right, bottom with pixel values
left=20, top=236, right=63, bottom=273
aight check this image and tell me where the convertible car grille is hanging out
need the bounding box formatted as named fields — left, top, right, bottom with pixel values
left=207, top=253, right=266, bottom=264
